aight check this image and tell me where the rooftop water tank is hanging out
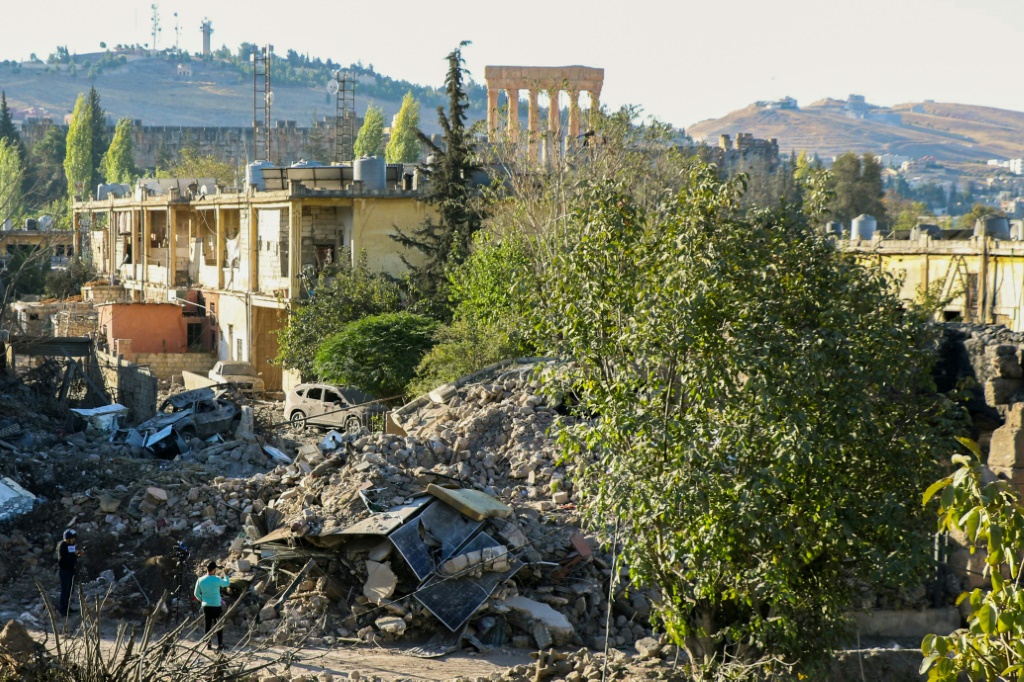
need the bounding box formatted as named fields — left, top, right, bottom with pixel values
left=353, top=156, right=386, bottom=191
left=911, top=223, right=941, bottom=240
left=246, top=160, right=276, bottom=191
left=975, top=215, right=1010, bottom=240
left=825, top=221, right=843, bottom=237
left=850, top=214, right=877, bottom=241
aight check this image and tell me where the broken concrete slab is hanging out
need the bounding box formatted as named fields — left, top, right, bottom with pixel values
left=505, top=596, right=576, bottom=645
left=338, top=497, right=430, bottom=537
left=425, top=484, right=512, bottom=521
left=98, top=494, right=121, bottom=513
left=0, top=478, right=36, bottom=522
left=375, top=615, right=407, bottom=636
left=363, top=561, right=397, bottom=604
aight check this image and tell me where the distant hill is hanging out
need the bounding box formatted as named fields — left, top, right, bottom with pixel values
left=686, top=98, right=1024, bottom=162
left=0, top=54, right=484, bottom=134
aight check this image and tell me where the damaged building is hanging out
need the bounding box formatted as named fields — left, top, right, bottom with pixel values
left=73, top=163, right=433, bottom=392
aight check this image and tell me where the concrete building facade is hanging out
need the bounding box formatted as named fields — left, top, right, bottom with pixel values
left=74, top=166, right=431, bottom=391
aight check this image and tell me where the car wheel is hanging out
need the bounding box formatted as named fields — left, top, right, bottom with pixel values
left=345, top=416, right=362, bottom=434
left=290, top=410, right=306, bottom=428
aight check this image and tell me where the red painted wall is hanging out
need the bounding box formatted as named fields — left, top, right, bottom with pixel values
left=98, top=303, right=188, bottom=354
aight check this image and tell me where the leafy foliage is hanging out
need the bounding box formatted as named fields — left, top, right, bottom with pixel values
left=828, top=152, right=887, bottom=226
left=102, top=118, right=136, bottom=185
left=385, top=92, right=422, bottom=163
left=163, top=145, right=236, bottom=187
left=354, top=104, right=385, bottom=158
left=314, top=312, right=438, bottom=398
left=27, top=125, right=67, bottom=206
left=920, top=437, right=1024, bottom=681
left=275, top=251, right=401, bottom=380
left=87, top=87, right=107, bottom=185
left=63, top=93, right=93, bottom=199
left=391, top=42, right=484, bottom=318
left=45, top=257, right=96, bottom=299
left=0, top=138, right=23, bottom=221
left=0, top=92, right=25, bottom=162
left=957, top=203, right=1004, bottom=230
left=530, top=166, right=958, bottom=678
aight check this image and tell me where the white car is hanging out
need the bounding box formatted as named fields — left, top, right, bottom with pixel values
left=284, top=383, right=381, bottom=432
left=208, top=361, right=265, bottom=393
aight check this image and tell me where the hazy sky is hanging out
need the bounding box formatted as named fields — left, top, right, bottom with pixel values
left=2, top=0, right=1022, bottom=129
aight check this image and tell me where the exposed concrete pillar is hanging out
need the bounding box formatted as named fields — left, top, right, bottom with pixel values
left=527, top=89, right=540, bottom=163
left=288, top=202, right=302, bottom=300
left=507, top=89, right=520, bottom=144
left=167, top=207, right=175, bottom=287
left=487, top=87, right=500, bottom=141
left=215, top=207, right=225, bottom=289
left=568, top=91, right=581, bottom=145
left=142, top=209, right=151, bottom=291
left=589, top=88, right=601, bottom=129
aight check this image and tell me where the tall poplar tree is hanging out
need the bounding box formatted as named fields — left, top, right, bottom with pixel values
left=102, top=118, right=136, bottom=184
left=353, top=104, right=384, bottom=158
left=391, top=41, right=484, bottom=317
left=0, top=92, right=25, bottom=161
left=87, top=87, right=108, bottom=184
left=64, top=93, right=94, bottom=199
left=385, top=91, right=421, bottom=163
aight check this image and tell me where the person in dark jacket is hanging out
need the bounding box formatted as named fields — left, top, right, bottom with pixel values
left=57, top=528, right=84, bottom=617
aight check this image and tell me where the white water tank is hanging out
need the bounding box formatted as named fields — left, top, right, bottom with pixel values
left=850, top=214, right=877, bottom=241
left=353, top=156, right=386, bottom=190
left=246, top=160, right=275, bottom=191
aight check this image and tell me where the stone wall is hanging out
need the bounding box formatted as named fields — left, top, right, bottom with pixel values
left=130, top=352, right=217, bottom=383
left=95, top=350, right=159, bottom=423
left=22, top=118, right=336, bottom=171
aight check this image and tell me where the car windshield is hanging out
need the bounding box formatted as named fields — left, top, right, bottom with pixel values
left=219, top=363, right=255, bottom=376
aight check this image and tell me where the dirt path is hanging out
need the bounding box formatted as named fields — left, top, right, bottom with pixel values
left=26, top=622, right=534, bottom=681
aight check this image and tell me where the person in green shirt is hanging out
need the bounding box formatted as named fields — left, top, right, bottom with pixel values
left=193, top=561, right=230, bottom=650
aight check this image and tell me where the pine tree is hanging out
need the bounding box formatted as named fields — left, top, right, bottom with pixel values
left=64, top=93, right=94, bottom=199
left=102, top=118, right=136, bottom=184
left=385, top=91, right=421, bottom=163
left=353, top=104, right=384, bottom=158
left=0, top=92, right=25, bottom=161
left=391, top=42, right=484, bottom=318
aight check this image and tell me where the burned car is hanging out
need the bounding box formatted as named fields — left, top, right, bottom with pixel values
left=284, top=383, right=383, bottom=433
left=130, top=387, right=241, bottom=458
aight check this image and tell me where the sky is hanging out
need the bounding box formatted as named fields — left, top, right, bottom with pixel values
left=2, top=0, right=1023, bottom=130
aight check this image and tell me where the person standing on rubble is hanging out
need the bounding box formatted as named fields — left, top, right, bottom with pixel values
left=57, top=529, right=84, bottom=617
left=193, top=561, right=230, bottom=650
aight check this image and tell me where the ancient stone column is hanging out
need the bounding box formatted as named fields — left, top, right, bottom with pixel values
left=507, top=89, right=520, bottom=144
left=547, top=88, right=561, bottom=166
left=527, top=88, right=540, bottom=163
left=589, top=88, right=602, bottom=129
left=487, top=87, right=500, bottom=141
left=568, top=91, right=580, bottom=144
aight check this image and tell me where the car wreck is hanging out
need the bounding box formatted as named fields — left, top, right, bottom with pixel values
left=124, top=387, right=241, bottom=458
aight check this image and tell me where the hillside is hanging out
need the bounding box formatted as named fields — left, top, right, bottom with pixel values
left=686, top=99, right=1024, bottom=162
left=0, top=55, right=467, bottom=134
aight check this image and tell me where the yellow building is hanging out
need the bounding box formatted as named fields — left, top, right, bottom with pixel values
left=845, top=228, right=1024, bottom=330
left=74, top=166, right=433, bottom=391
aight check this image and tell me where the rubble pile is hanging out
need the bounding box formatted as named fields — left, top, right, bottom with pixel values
left=198, top=373, right=657, bottom=653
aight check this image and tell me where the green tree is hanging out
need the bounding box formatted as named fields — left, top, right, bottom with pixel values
left=0, top=138, right=23, bottom=221
left=102, top=117, right=136, bottom=184
left=829, top=152, right=887, bottom=226
left=64, top=93, right=94, bottom=199
left=44, top=256, right=96, bottom=299
left=314, top=312, right=438, bottom=398
left=530, top=167, right=958, bottom=679
left=276, top=251, right=402, bottom=380
left=87, top=87, right=108, bottom=183
left=385, top=91, right=421, bottom=163
left=28, top=126, right=67, bottom=206
left=0, top=92, right=25, bottom=161
left=164, top=145, right=236, bottom=187
left=301, top=111, right=330, bottom=162
left=391, top=42, right=484, bottom=318
left=921, top=438, right=1024, bottom=681
left=958, top=203, right=1003, bottom=230
left=353, top=104, right=385, bottom=158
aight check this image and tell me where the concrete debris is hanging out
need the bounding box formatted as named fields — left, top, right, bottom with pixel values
left=363, top=561, right=397, bottom=604
left=0, top=619, right=38, bottom=665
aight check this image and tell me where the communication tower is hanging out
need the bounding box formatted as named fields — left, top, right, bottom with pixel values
left=328, top=71, right=356, bottom=163
left=253, top=45, right=274, bottom=162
